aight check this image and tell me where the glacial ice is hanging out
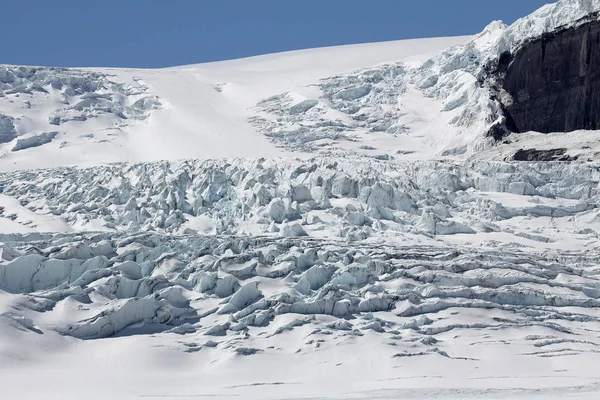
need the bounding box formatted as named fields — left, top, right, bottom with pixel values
left=1, top=2, right=600, bottom=375
left=0, top=64, right=161, bottom=155
left=247, top=1, right=600, bottom=158
left=0, top=114, right=17, bottom=144
left=12, top=131, right=59, bottom=152
left=0, top=157, right=599, bottom=353
left=2, top=158, right=597, bottom=242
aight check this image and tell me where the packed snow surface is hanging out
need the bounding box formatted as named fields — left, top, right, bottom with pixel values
left=3, top=1, right=600, bottom=399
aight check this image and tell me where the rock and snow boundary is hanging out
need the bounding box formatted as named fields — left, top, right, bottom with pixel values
left=2, top=1, right=600, bottom=398
left=249, top=0, right=600, bottom=160
left=3, top=2, right=600, bottom=172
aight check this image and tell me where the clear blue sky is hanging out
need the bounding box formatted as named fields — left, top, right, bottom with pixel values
left=4, top=0, right=554, bottom=68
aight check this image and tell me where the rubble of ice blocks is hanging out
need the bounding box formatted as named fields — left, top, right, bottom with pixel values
left=1, top=156, right=600, bottom=357
left=249, top=64, right=409, bottom=153
left=319, top=65, right=409, bottom=134
left=0, top=114, right=17, bottom=144
left=11, top=131, right=59, bottom=151
left=249, top=1, right=600, bottom=157
left=248, top=49, right=499, bottom=155
left=0, top=65, right=161, bottom=145
left=1, top=158, right=599, bottom=243
left=2, top=231, right=600, bottom=360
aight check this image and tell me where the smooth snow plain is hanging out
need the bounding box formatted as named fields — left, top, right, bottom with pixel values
left=3, top=1, right=600, bottom=399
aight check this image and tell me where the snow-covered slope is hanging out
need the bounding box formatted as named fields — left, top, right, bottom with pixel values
left=3, top=1, right=600, bottom=173
left=0, top=36, right=469, bottom=171
left=4, top=1, right=600, bottom=399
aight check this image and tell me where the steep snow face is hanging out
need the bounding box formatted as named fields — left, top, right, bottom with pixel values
left=494, top=0, right=600, bottom=55
left=412, top=0, right=600, bottom=148
left=246, top=0, right=600, bottom=159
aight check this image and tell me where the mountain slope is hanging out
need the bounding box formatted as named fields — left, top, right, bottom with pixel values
left=5, top=1, right=600, bottom=172
left=3, top=1, right=600, bottom=399
left=0, top=36, right=469, bottom=171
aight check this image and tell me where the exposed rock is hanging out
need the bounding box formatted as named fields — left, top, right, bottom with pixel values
left=494, top=17, right=600, bottom=135
left=510, top=148, right=578, bottom=162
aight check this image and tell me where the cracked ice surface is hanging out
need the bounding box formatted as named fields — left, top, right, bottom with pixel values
left=3, top=4, right=600, bottom=395
left=1, top=158, right=600, bottom=357
left=248, top=27, right=508, bottom=158
left=249, top=65, right=409, bottom=154
left=2, top=229, right=600, bottom=363
left=1, top=158, right=599, bottom=246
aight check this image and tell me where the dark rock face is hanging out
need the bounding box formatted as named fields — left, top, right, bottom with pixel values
left=509, top=148, right=577, bottom=162
left=502, top=18, right=600, bottom=133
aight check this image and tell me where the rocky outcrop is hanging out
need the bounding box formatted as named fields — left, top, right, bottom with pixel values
left=509, top=148, right=578, bottom=162
left=491, top=15, right=600, bottom=134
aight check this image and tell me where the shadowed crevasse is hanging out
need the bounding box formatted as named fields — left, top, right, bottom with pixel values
left=502, top=17, right=600, bottom=133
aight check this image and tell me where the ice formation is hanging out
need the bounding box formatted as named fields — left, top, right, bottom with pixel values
left=1, top=158, right=600, bottom=349
left=0, top=65, right=161, bottom=165
left=2, top=1, right=600, bottom=398
left=250, top=0, right=600, bottom=159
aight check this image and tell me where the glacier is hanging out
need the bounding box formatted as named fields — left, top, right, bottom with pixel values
left=2, top=1, right=600, bottom=399
left=2, top=158, right=600, bottom=399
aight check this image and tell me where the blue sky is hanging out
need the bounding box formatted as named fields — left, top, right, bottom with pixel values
left=4, top=0, right=554, bottom=68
